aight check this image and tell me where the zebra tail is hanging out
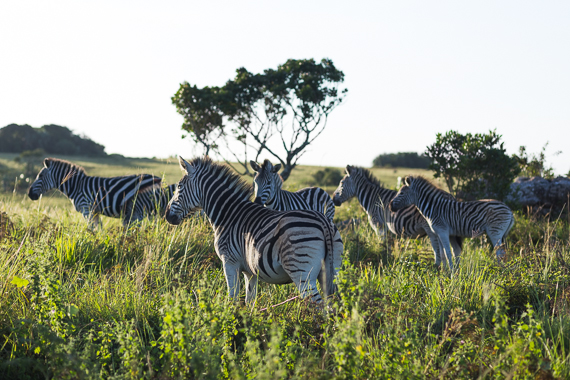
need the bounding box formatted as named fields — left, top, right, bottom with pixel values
left=322, top=219, right=342, bottom=299
left=502, top=212, right=516, bottom=243
left=325, top=195, right=336, bottom=222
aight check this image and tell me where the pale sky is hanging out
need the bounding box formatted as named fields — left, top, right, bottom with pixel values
left=1, top=1, right=569, bottom=173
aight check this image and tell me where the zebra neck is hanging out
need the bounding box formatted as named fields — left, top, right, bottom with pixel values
left=355, top=176, right=395, bottom=216
left=201, top=186, right=251, bottom=228
left=57, top=172, right=85, bottom=200
left=267, top=188, right=287, bottom=208
left=413, top=183, right=451, bottom=220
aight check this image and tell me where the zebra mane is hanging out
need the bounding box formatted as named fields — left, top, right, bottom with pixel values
left=45, top=158, right=86, bottom=174
left=189, top=156, right=254, bottom=201
left=352, top=167, right=383, bottom=188
left=407, top=175, right=454, bottom=198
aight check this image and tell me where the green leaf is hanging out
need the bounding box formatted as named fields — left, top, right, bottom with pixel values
left=67, top=304, right=79, bottom=317
left=11, top=276, right=29, bottom=288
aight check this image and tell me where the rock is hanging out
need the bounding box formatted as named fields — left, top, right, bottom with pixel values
left=508, top=176, right=570, bottom=214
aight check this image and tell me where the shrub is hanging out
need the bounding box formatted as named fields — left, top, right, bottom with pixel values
left=425, top=130, right=520, bottom=200
left=372, top=152, right=430, bottom=168
left=312, top=167, right=343, bottom=187
left=514, top=143, right=560, bottom=179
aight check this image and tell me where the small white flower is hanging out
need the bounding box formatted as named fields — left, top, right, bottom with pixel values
left=20, top=174, right=24, bottom=179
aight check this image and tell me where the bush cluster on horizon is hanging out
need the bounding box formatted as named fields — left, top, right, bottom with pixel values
left=372, top=152, right=431, bottom=169
left=0, top=124, right=106, bottom=157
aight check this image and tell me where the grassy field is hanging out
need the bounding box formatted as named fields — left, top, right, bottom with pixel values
left=1, top=155, right=570, bottom=379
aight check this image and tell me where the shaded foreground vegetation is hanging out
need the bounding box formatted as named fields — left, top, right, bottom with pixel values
left=1, top=191, right=570, bottom=379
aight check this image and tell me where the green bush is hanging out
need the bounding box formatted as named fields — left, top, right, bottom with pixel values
left=426, top=130, right=520, bottom=200
left=312, top=167, right=343, bottom=187
left=372, top=152, right=430, bottom=168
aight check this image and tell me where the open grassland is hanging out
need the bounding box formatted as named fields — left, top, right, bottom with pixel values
left=1, top=157, right=570, bottom=379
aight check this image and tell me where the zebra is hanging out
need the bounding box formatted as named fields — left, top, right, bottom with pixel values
left=28, top=158, right=161, bottom=227
left=166, top=156, right=343, bottom=305
left=332, top=165, right=463, bottom=267
left=250, top=160, right=335, bottom=222
left=389, top=175, right=515, bottom=270
left=123, top=183, right=177, bottom=224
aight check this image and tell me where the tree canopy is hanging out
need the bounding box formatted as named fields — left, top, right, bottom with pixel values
left=172, top=58, right=347, bottom=180
left=0, top=124, right=106, bottom=156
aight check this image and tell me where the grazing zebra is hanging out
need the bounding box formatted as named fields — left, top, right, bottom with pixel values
left=332, top=165, right=463, bottom=267
left=123, top=184, right=177, bottom=224
left=166, top=156, right=343, bottom=304
left=28, top=158, right=161, bottom=227
left=389, top=175, right=515, bottom=270
left=250, top=160, right=335, bottom=222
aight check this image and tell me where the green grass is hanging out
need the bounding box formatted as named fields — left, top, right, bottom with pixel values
left=0, top=156, right=569, bottom=379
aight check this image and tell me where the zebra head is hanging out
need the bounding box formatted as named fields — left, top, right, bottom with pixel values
left=28, top=158, right=59, bottom=200
left=250, top=160, right=282, bottom=206
left=165, top=156, right=202, bottom=225
left=389, top=176, right=416, bottom=212
left=332, top=165, right=357, bottom=206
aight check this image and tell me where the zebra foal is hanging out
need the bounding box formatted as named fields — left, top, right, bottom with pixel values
left=250, top=160, right=335, bottom=222
left=123, top=183, right=177, bottom=224
left=166, top=157, right=343, bottom=304
left=28, top=158, right=161, bottom=227
left=332, top=165, right=462, bottom=267
left=389, top=176, right=515, bottom=270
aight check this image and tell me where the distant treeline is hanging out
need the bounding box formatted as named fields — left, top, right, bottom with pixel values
left=372, top=152, right=430, bottom=169
left=0, top=124, right=106, bottom=156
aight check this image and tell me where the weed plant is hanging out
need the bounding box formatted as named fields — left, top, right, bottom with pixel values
left=1, top=192, right=569, bottom=379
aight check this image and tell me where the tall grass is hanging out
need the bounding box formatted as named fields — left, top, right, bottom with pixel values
left=1, top=192, right=569, bottom=379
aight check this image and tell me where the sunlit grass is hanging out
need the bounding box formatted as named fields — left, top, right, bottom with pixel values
left=0, top=172, right=569, bottom=378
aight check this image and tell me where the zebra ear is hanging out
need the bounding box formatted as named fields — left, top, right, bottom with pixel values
left=346, top=165, right=353, bottom=175
left=43, top=158, right=51, bottom=168
left=178, top=156, right=194, bottom=176
left=404, top=176, right=410, bottom=186
left=272, top=164, right=281, bottom=173
left=250, top=160, right=261, bottom=172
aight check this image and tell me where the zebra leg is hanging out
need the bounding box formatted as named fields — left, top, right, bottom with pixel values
left=243, top=273, right=258, bottom=304
left=286, top=267, right=323, bottom=304
left=222, top=263, right=241, bottom=301
left=436, top=232, right=455, bottom=271
left=488, top=232, right=507, bottom=264
left=85, top=211, right=101, bottom=230
left=424, top=228, right=443, bottom=267
left=450, top=236, right=462, bottom=268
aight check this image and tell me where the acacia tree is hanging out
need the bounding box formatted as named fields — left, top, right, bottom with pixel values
left=172, top=58, right=347, bottom=180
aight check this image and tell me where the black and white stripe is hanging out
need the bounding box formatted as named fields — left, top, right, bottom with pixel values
left=28, top=158, right=161, bottom=227
left=390, top=175, right=515, bottom=270
left=332, top=165, right=463, bottom=266
left=250, top=160, right=335, bottom=222
left=166, top=156, right=343, bottom=304
left=123, top=184, right=177, bottom=224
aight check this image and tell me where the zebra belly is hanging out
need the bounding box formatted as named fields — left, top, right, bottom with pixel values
left=254, top=260, right=292, bottom=284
